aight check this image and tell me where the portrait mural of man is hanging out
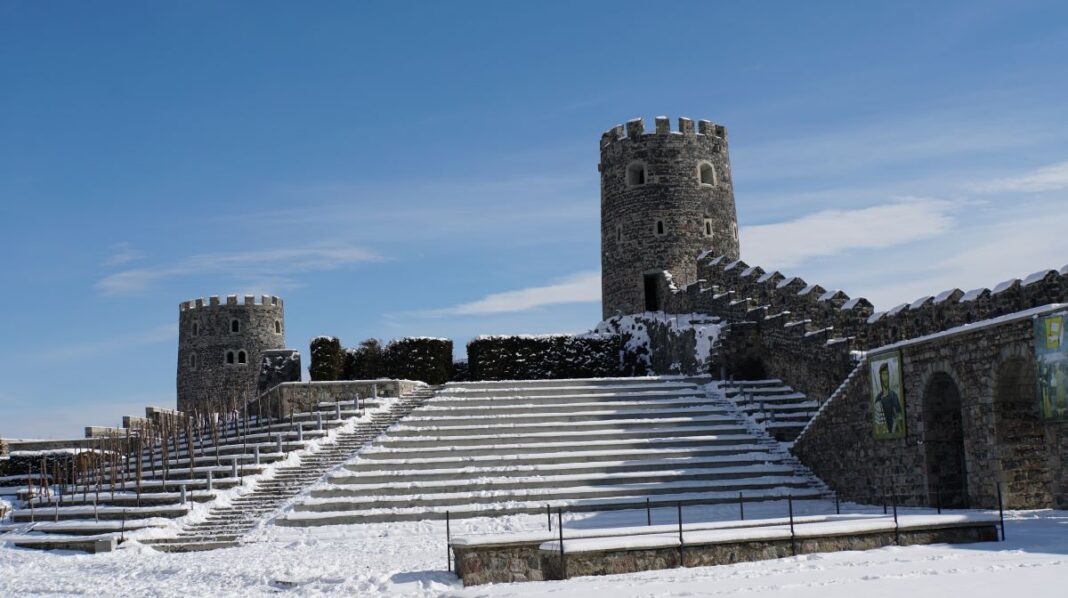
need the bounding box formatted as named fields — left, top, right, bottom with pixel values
left=1035, top=314, right=1068, bottom=420
left=870, top=351, right=906, bottom=440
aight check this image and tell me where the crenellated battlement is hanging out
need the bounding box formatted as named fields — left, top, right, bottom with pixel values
left=179, top=294, right=284, bottom=311
left=675, top=254, right=1068, bottom=353
left=600, top=116, right=727, bottom=148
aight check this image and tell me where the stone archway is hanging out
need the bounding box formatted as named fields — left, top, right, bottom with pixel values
left=994, top=356, right=1052, bottom=508
left=923, top=372, right=968, bottom=508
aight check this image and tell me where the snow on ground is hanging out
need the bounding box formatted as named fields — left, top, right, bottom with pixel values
left=1, top=499, right=1066, bottom=597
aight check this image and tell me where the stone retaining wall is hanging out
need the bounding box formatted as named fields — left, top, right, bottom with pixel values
left=255, top=380, right=424, bottom=418
left=454, top=522, right=998, bottom=586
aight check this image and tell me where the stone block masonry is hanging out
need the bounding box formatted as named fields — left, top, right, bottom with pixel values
left=177, top=295, right=286, bottom=413
left=648, top=256, right=1068, bottom=404
left=793, top=305, right=1068, bottom=510
left=600, top=117, right=740, bottom=318
left=454, top=517, right=999, bottom=586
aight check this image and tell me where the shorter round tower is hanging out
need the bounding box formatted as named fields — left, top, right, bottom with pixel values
left=600, top=116, right=741, bottom=318
left=177, top=295, right=286, bottom=413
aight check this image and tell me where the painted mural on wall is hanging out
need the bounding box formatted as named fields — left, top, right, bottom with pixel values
left=1035, top=313, right=1068, bottom=420
left=870, top=351, right=906, bottom=439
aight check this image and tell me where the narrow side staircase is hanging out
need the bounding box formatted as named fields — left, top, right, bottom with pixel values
left=142, top=387, right=434, bottom=552
left=719, top=379, right=818, bottom=441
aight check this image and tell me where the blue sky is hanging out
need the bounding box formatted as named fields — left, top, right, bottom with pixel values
left=2, top=1, right=1068, bottom=438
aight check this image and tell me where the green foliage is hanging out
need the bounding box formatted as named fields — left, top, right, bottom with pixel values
left=466, top=335, right=623, bottom=380
left=385, top=338, right=453, bottom=385
left=344, top=339, right=387, bottom=380
left=309, top=336, right=344, bottom=381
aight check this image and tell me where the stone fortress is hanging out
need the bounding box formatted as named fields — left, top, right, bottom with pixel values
left=162, top=115, right=1068, bottom=514
left=600, top=116, right=1068, bottom=512
left=2, top=114, right=1064, bottom=567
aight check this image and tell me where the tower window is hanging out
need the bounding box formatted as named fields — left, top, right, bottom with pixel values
left=274, top=320, right=282, bottom=334
left=226, top=350, right=235, bottom=365
left=192, top=322, right=199, bottom=337
left=655, top=220, right=666, bottom=236
left=616, top=225, right=623, bottom=244
left=699, top=162, right=716, bottom=186
left=237, top=350, right=247, bottom=365
left=626, top=162, right=647, bottom=186
left=230, top=319, right=240, bottom=333
left=704, top=218, right=714, bottom=238
left=189, top=353, right=197, bottom=369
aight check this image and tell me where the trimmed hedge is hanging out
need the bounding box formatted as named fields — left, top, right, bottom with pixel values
left=466, top=334, right=622, bottom=380
left=311, top=336, right=454, bottom=385
left=309, top=336, right=344, bottom=381
left=385, top=337, right=453, bottom=385
left=344, top=339, right=386, bottom=380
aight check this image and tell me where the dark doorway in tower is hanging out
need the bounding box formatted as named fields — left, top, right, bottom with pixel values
left=643, top=273, right=661, bottom=312
left=922, top=372, right=968, bottom=508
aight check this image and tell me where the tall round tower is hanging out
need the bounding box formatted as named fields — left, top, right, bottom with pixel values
left=177, top=294, right=286, bottom=412
left=599, top=116, right=741, bottom=318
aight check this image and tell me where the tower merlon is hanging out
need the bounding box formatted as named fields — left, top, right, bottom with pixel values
left=179, top=295, right=283, bottom=311
left=602, top=117, right=727, bottom=149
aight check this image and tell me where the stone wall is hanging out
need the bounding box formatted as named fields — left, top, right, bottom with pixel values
left=647, top=257, right=1067, bottom=403
left=453, top=541, right=546, bottom=585
left=594, top=313, right=722, bottom=376
left=254, top=380, right=424, bottom=418
left=794, top=306, right=1068, bottom=509
left=544, top=525, right=996, bottom=582
left=258, top=349, right=302, bottom=393
left=454, top=522, right=998, bottom=586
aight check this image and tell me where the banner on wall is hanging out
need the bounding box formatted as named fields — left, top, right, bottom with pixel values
left=1035, top=313, right=1068, bottom=420
left=869, top=351, right=906, bottom=440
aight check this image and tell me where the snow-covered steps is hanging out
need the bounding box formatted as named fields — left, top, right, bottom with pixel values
left=1, top=386, right=433, bottom=553
left=141, top=386, right=436, bottom=553
left=279, top=377, right=825, bottom=526
left=720, top=379, right=818, bottom=441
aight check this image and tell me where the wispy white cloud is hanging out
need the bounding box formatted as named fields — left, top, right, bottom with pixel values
left=102, top=242, right=145, bottom=267
left=973, top=160, right=1068, bottom=193
left=232, top=175, right=598, bottom=247
left=413, top=271, right=601, bottom=317
left=96, top=244, right=380, bottom=295
left=34, top=324, right=177, bottom=361
left=735, top=110, right=1054, bottom=185
left=740, top=197, right=960, bottom=269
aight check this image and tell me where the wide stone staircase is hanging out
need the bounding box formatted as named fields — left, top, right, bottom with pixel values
left=0, top=384, right=431, bottom=553
left=720, top=379, right=817, bottom=441
left=279, top=377, right=826, bottom=526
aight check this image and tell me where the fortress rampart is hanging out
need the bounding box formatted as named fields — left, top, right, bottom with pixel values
left=648, top=256, right=1068, bottom=401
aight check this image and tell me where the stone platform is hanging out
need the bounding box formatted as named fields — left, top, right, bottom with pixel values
left=452, top=512, right=1000, bottom=586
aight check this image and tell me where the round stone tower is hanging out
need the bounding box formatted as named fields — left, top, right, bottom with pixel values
left=177, top=295, right=286, bottom=413
left=600, top=116, right=741, bottom=318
